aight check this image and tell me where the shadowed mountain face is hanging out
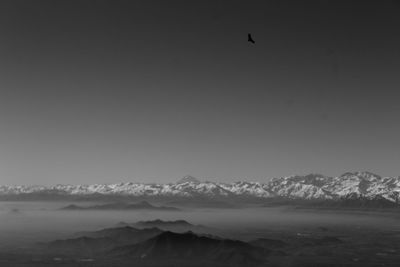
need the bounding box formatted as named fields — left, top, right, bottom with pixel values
left=7, top=216, right=400, bottom=267
left=40, top=225, right=267, bottom=266
left=75, top=226, right=163, bottom=244
left=133, top=219, right=195, bottom=232
left=118, top=219, right=220, bottom=235
left=109, top=231, right=268, bottom=266
left=60, top=201, right=180, bottom=211
left=44, top=226, right=163, bottom=256
left=280, top=194, right=400, bottom=209
left=331, top=194, right=399, bottom=208
left=134, top=219, right=192, bottom=228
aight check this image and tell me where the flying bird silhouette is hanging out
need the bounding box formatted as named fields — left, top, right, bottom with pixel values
left=248, top=33, right=255, bottom=44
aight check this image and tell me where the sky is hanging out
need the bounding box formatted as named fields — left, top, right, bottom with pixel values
left=0, top=1, right=400, bottom=185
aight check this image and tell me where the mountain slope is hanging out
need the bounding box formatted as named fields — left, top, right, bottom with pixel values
left=43, top=226, right=163, bottom=256
left=109, top=231, right=267, bottom=266
left=1, top=172, right=399, bottom=204
left=119, top=219, right=220, bottom=235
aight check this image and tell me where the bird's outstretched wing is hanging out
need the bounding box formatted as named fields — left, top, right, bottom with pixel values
left=248, top=33, right=255, bottom=44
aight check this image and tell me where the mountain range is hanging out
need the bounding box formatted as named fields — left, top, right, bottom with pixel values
left=39, top=220, right=351, bottom=266
left=108, top=231, right=267, bottom=266
left=116, top=219, right=221, bottom=236
left=43, top=226, right=163, bottom=256
left=43, top=222, right=268, bottom=266
left=1, top=172, right=399, bottom=204
left=60, top=201, right=179, bottom=211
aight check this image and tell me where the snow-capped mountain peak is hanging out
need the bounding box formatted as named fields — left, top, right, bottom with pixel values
left=0, top=172, right=399, bottom=204
left=339, top=171, right=382, bottom=181
left=176, top=175, right=201, bottom=184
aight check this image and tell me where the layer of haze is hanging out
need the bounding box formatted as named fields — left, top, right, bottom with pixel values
left=1, top=202, right=399, bottom=248
left=0, top=1, right=400, bottom=185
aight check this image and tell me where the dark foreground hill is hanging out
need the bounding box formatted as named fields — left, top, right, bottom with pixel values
left=74, top=226, right=163, bottom=245
left=117, top=219, right=220, bottom=235
left=8, top=220, right=400, bottom=267
left=109, top=231, right=268, bottom=266
left=134, top=219, right=193, bottom=228
left=43, top=226, right=162, bottom=256
left=40, top=226, right=268, bottom=266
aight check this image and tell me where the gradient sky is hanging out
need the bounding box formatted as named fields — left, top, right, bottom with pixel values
left=1, top=1, right=400, bottom=185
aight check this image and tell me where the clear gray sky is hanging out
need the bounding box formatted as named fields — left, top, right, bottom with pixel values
left=1, top=1, right=400, bottom=185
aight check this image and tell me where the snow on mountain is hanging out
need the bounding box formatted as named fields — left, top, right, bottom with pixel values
left=219, top=181, right=272, bottom=198
left=176, top=175, right=201, bottom=184
left=268, top=174, right=334, bottom=199
left=322, top=172, right=400, bottom=202
left=0, top=172, right=399, bottom=203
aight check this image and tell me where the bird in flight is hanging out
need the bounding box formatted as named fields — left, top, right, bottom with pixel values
left=248, top=33, right=255, bottom=44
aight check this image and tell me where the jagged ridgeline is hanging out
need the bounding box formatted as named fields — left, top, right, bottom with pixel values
left=0, top=172, right=399, bottom=206
left=39, top=220, right=268, bottom=266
